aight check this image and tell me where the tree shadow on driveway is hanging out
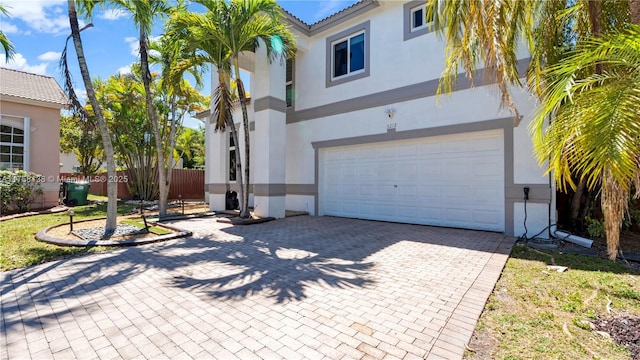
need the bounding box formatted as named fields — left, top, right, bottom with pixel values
left=1, top=215, right=510, bottom=334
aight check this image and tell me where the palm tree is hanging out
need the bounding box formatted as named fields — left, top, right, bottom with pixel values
left=64, top=0, right=118, bottom=232
left=425, top=0, right=637, bottom=260
left=530, top=25, right=640, bottom=260
left=0, top=4, right=15, bottom=59
left=148, top=30, right=206, bottom=207
left=165, top=0, right=295, bottom=218
left=107, top=0, right=172, bottom=216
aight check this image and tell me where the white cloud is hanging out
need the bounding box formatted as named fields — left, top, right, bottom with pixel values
left=99, top=9, right=127, bottom=21
left=0, top=0, right=69, bottom=35
left=116, top=64, right=132, bottom=75
left=1, top=53, right=48, bottom=75
left=75, top=88, right=87, bottom=103
left=0, top=21, right=19, bottom=34
left=124, top=35, right=161, bottom=57
left=38, top=51, right=62, bottom=61
left=124, top=36, right=138, bottom=56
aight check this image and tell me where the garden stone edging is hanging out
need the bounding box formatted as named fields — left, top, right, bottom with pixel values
left=36, top=218, right=192, bottom=247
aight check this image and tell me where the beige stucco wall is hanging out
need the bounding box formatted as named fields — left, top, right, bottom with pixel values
left=1, top=100, right=61, bottom=209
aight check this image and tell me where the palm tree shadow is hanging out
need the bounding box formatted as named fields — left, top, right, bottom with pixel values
left=171, top=236, right=375, bottom=303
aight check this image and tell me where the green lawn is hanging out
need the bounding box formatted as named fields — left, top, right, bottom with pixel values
left=467, top=245, right=640, bottom=359
left=0, top=202, right=135, bottom=271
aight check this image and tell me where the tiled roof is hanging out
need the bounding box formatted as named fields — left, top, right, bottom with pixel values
left=0, top=67, right=68, bottom=106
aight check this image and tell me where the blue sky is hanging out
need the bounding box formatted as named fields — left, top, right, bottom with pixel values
left=0, top=0, right=358, bottom=128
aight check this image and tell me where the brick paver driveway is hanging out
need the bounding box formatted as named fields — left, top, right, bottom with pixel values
left=1, top=216, right=515, bottom=360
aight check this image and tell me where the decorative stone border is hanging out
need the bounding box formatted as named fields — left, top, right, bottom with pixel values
left=36, top=218, right=192, bottom=247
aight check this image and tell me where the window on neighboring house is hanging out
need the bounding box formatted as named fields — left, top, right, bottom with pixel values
left=326, top=21, right=370, bottom=87
left=0, top=125, right=24, bottom=170
left=404, top=1, right=433, bottom=41
left=286, top=58, right=293, bottom=107
left=229, top=132, right=236, bottom=181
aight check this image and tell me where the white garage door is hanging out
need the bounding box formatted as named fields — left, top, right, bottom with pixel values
left=319, top=129, right=504, bottom=231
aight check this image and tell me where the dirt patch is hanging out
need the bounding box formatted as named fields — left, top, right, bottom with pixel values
left=594, top=315, right=640, bottom=359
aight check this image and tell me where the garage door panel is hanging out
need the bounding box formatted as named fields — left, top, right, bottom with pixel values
left=397, top=185, right=417, bottom=197
left=474, top=136, right=501, bottom=151
left=320, top=130, right=504, bottom=232
left=474, top=210, right=501, bottom=225
left=397, top=144, right=418, bottom=157
left=442, top=140, right=471, bottom=153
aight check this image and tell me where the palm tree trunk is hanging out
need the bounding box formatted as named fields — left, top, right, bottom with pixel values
left=233, top=61, right=251, bottom=219
left=67, top=0, right=117, bottom=232
left=630, top=0, right=640, bottom=24
left=139, top=28, right=168, bottom=216
left=164, top=96, right=178, bottom=205
left=599, top=0, right=640, bottom=261
left=601, top=171, right=628, bottom=260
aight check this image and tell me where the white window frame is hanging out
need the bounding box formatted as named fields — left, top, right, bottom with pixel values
left=0, top=116, right=29, bottom=171
left=325, top=21, right=370, bottom=88
left=330, top=30, right=366, bottom=81
left=403, top=1, right=434, bottom=41
left=228, top=131, right=236, bottom=182
left=410, top=4, right=428, bottom=32
left=286, top=58, right=294, bottom=108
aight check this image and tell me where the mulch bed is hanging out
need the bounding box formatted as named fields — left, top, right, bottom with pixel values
left=594, top=315, right=640, bottom=359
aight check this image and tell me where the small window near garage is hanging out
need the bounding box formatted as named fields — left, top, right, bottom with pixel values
left=0, top=125, right=24, bottom=170
left=229, top=132, right=236, bottom=181
left=404, top=1, right=433, bottom=41
left=286, top=58, right=293, bottom=107
left=326, top=21, right=370, bottom=87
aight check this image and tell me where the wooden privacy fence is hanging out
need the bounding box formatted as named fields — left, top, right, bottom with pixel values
left=62, top=169, right=204, bottom=200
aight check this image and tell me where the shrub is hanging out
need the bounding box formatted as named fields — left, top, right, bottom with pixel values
left=0, top=170, right=44, bottom=215
left=585, top=216, right=606, bottom=239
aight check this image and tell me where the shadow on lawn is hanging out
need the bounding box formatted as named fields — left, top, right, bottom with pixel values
left=509, top=244, right=639, bottom=275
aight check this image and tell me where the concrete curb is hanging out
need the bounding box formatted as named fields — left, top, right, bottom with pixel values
left=36, top=218, right=192, bottom=247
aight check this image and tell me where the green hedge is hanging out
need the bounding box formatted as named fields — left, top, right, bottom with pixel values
left=0, top=170, right=44, bottom=215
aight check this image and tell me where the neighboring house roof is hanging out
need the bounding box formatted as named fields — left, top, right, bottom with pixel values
left=282, top=0, right=380, bottom=37
left=0, top=67, right=68, bottom=108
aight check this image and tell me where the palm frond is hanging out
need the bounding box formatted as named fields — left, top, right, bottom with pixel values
left=530, top=24, right=640, bottom=194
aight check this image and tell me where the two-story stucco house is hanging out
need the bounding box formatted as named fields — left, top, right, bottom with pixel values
left=204, top=0, right=553, bottom=238
left=0, top=67, right=68, bottom=209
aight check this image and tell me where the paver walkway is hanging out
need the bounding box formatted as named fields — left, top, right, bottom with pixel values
left=1, top=216, right=515, bottom=360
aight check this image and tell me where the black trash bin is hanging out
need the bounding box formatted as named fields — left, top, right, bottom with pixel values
left=225, top=190, right=239, bottom=210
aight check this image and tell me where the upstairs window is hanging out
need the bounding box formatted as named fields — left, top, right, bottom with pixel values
left=411, top=4, right=427, bottom=31
left=0, top=125, right=24, bottom=170
left=332, top=32, right=365, bottom=78
left=326, top=21, right=370, bottom=87
left=404, top=1, right=433, bottom=41
left=286, top=58, right=293, bottom=107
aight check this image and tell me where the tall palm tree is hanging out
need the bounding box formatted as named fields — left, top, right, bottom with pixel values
left=531, top=25, right=640, bottom=260
left=425, top=0, right=636, bottom=260
left=64, top=0, right=118, bottom=232
left=0, top=4, right=15, bottom=59
left=108, top=0, right=172, bottom=216
left=165, top=0, right=295, bottom=218
left=148, top=29, right=206, bottom=207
